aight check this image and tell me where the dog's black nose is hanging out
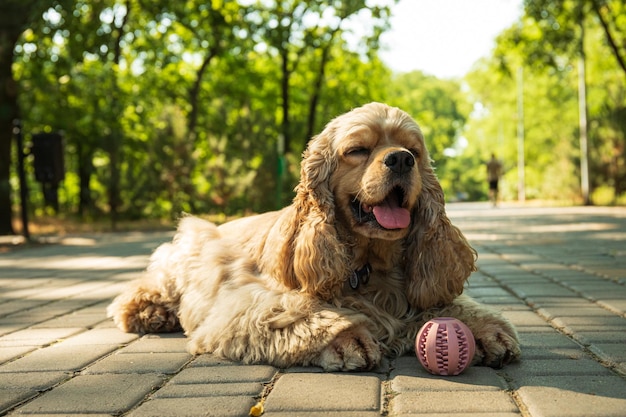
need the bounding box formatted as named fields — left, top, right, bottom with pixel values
left=384, top=150, right=415, bottom=174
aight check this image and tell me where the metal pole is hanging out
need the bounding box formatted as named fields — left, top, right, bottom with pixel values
left=13, top=119, right=30, bottom=241
left=276, top=133, right=285, bottom=209
left=578, top=22, right=591, bottom=205
left=517, top=66, right=525, bottom=202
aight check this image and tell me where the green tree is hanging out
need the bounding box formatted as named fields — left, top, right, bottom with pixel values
left=524, top=0, right=626, bottom=78
left=519, top=0, right=626, bottom=203
left=8, top=0, right=405, bottom=226
left=16, top=0, right=138, bottom=221
left=0, top=0, right=67, bottom=235
left=129, top=0, right=248, bottom=215
left=459, top=2, right=626, bottom=204
left=465, top=52, right=580, bottom=201
left=248, top=0, right=394, bottom=153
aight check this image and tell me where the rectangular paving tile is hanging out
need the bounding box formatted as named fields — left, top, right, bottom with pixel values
left=168, top=365, right=276, bottom=384
left=574, top=327, right=626, bottom=342
left=538, top=306, right=620, bottom=318
left=502, top=310, right=551, bottom=327
left=129, top=396, right=256, bottom=417
left=0, top=346, right=36, bottom=365
left=0, top=301, right=56, bottom=321
left=153, top=382, right=263, bottom=398
left=515, top=375, right=626, bottom=417
left=0, top=319, right=33, bottom=337
left=0, top=388, right=36, bottom=415
left=60, top=328, right=139, bottom=346
left=517, top=333, right=582, bottom=350
left=520, top=346, right=590, bottom=361
left=32, top=304, right=110, bottom=328
left=0, top=328, right=83, bottom=348
left=0, top=371, right=69, bottom=390
left=598, top=299, right=626, bottom=314
left=530, top=298, right=601, bottom=308
left=473, top=295, right=527, bottom=307
left=391, top=391, right=519, bottom=414
left=0, top=343, right=118, bottom=373
left=83, top=352, right=192, bottom=374
left=264, top=373, right=380, bottom=412
left=0, top=371, right=69, bottom=414
left=504, top=358, right=613, bottom=378
left=14, top=373, right=166, bottom=414
left=510, top=283, right=578, bottom=299
left=465, top=287, right=513, bottom=298
left=588, top=343, right=626, bottom=363
left=391, top=371, right=507, bottom=393
left=264, top=413, right=382, bottom=417
left=515, top=325, right=560, bottom=334
left=391, top=356, right=506, bottom=388
left=120, top=333, right=188, bottom=353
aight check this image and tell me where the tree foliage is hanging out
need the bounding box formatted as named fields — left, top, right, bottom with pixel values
left=2, top=0, right=626, bottom=234
left=0, top=0, right=69, bottom=234
left=2, top=0, right=403, bottom=229
left=461, top=0, right=626, bottom=204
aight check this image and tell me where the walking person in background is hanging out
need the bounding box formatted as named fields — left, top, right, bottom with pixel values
left=486, top=153, right=503, bottom=207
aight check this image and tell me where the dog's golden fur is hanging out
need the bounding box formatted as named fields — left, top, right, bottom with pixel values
left=108, top=102, right=520, bottom=371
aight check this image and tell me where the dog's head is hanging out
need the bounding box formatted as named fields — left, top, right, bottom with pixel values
left=327, top=103, right=425, bottom=240
left=289, top=102, right=476, bottom=307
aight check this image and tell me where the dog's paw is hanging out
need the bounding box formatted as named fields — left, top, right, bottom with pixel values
left=473, top=323, right=521, bottom=368
left=315, top=326, right=382, bottom=371
left=108, top=297, right=181, bottom=334
left=137, top=304, right=181, bottom=333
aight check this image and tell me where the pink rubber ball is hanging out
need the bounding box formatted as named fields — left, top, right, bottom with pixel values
left=415, top=317, right=476, bottom=376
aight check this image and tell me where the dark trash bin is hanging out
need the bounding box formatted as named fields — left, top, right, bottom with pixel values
left=31, top=133, right=65, bottom=211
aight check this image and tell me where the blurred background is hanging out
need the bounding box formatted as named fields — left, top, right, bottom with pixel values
left=1, top=0, right=624, bottom=236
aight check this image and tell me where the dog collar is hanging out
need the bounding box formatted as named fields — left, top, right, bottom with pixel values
left=349, top=263, right=371, bottom=290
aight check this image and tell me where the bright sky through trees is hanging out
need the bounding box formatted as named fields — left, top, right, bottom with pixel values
left=380, top=0, right=523, bottom=78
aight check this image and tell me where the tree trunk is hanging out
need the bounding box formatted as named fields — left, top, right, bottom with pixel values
left=188, top=46, right=217, bottom=142
left=591, top=0, right=626, bottom=78
left=107, top=0, right=130, bottom=229
left=0, top=29, right=21, bottom=235
left=0, top=0, right=60, bottom=234
left=305, top=31, right=337, bottom=143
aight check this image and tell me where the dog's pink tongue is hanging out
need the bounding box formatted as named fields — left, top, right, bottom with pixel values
left=372, top=199, right=411, bottom=229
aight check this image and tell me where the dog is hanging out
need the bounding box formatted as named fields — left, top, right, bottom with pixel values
left=108, top=102, right=520, bottom=371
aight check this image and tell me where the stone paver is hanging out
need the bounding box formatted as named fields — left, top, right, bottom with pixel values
left=15, top=373, right=166, bottom=414
left=0, top=204, right=625, bottom=416
left=128, top=396, right=256, bottom=417
left=264, top=373, right=381, bottom=412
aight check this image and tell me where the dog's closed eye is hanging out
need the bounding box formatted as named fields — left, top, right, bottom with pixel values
left=409, top=148, right=420, bottom=159
left=344, top=147, right=370, bottom=158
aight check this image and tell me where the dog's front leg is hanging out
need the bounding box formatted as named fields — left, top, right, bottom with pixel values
left=183, top=288, right=381, bottom=371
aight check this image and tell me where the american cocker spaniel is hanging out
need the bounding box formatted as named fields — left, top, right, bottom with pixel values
left=108, top=102, right=520, bottom=371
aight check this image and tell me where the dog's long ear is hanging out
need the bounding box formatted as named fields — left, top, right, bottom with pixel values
left=404, top=160, right=477, bottom=310
left=276, top=128, right=351, bottom=301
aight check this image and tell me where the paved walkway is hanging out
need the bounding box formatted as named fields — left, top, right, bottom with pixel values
left=1, top=203, right=625, bottom=417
